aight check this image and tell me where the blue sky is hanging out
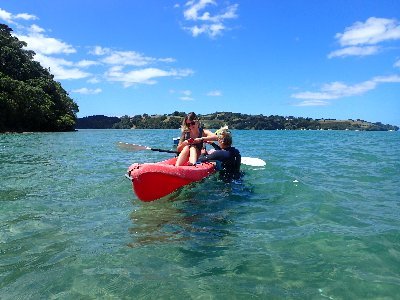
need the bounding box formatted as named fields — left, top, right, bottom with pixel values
left=1, top=1, right=400, bottom=125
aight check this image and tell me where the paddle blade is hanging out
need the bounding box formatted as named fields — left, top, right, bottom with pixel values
left=117, top=142, right=150, bottom=151
left=241, top=157, right=266, bottom=167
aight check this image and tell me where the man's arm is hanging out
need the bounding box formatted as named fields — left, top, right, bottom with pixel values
left=197, top=149, right=230, bottom=163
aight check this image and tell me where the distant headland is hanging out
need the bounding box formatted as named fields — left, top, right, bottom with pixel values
left=76, top=112, right=399, bottom=131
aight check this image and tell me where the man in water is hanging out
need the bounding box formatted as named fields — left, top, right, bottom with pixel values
left=197, top=127, right=241, bottom=181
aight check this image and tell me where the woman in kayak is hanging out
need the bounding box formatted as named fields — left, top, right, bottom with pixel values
left=197, top=127, right=242, bottom=181
left=175, top=112, right=217, bottom=166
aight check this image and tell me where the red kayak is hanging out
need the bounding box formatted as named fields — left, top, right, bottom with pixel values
left=126, top=157, right=216, bottom=201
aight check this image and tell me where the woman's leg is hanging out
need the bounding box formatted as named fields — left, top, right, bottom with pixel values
left=175, top=145, right=190, bottom=166
left=189, top=147, right=200, bottom=165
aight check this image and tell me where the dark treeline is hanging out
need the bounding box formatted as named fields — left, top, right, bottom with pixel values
left=0, top=24, right=79, bottom=132
left=77, top=115, right=120, bottom=129
left=76, top=112, right=399, bottom=131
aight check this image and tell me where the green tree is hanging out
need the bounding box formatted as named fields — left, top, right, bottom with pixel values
left=0, top=24, right=79, bottom=132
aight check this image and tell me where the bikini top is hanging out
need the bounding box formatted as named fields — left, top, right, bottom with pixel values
left=181, top=127, right=204, bottom=150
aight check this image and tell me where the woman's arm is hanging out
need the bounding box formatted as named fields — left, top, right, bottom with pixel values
left=204, top=129, right=218, bottom=141
left=176, top=140, right=188, bottom=152
left=176, top=131, right=191, bottom=152
left=193, top=129, right=217, bottom=144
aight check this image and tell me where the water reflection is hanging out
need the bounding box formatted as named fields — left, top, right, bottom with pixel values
left=127, top=202, right=192, bottom=246
left=127, top=179, right=250, bottom=248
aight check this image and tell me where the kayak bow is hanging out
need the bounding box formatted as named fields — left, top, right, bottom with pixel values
left=126, top=157, right=216, bottom=201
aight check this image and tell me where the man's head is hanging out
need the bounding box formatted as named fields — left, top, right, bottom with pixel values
left=216, top=126, right=232, bottom=147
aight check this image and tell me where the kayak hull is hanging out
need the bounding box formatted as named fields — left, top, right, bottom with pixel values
left=127, top=157, right=216, bottom=201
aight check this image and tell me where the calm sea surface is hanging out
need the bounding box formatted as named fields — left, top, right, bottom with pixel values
left=1, top=129, right=399, bottom=299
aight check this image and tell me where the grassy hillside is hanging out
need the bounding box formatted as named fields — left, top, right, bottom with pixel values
left=76, top=112, right=398, bottom=131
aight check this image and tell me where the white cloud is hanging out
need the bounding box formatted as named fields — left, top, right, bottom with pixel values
left=170, top=89, right=195, bottom=100
left=14, top=13, right=38, bottom=21
left=16, top=25, right=76, bottom=55
left=292, top=80, right=376, bottom=100
left=91, top=47, right=191, bottom=87
left=181, top=90, right=192, bottom=96
left=291, top=75, right=400, bottom=105
left=184, top=0, right=237, bottom=23
left=184, top=22, right=227, bottom=38
left=294, top=100, right=330, bottom=107
left=91, top=47, right=175, bottom=67
left=180, top=90, right=194, bottom=100
left=373, top=74, right=400, bottom=83
left=184, top=0, right=215, bottom=21
left=0, top=8, right=13, bottom=22
left=180, top=96, right=194, bottom=101
left=182, top=0, right=238, bottom=38
left=87, top=77, right=100, bottom=84
left=76, top=60, right=99, bottom=68
left=72, top=88, right=102, bottom=95
left=0, top=8, right=37, bottom=23
left=29, top=24, right=45, bottom=33
left=329, top=17, right=400, bottom=58
left=394, top=59, right=400, bottom=68
left=207, top=90, right=222, bottom=96
left=105, top=67, right=193, bottom=87
left=101, top=51, right=154, bottom=66
left=34, top=53, right=91, bottom=80
left=90, top=46, right=111, bottom=56
left=336, top=17, right=400, bottom=46
left=159, top=57, right=176, bottom=63
left=185, top=24, right=207, bottom=37
left=328, top=46, right=379, bottom=58
left=52, top=67, right=90, bottom=80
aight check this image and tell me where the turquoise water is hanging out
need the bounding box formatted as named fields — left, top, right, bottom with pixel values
left=1, top=129, right=399, bottom=299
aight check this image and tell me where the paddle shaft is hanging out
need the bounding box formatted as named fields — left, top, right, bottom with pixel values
left=117, top=142, right=178, bottom=153
left=150, top=148, right=178, bottom=154
left=118, top=142, right=266, bottom=166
